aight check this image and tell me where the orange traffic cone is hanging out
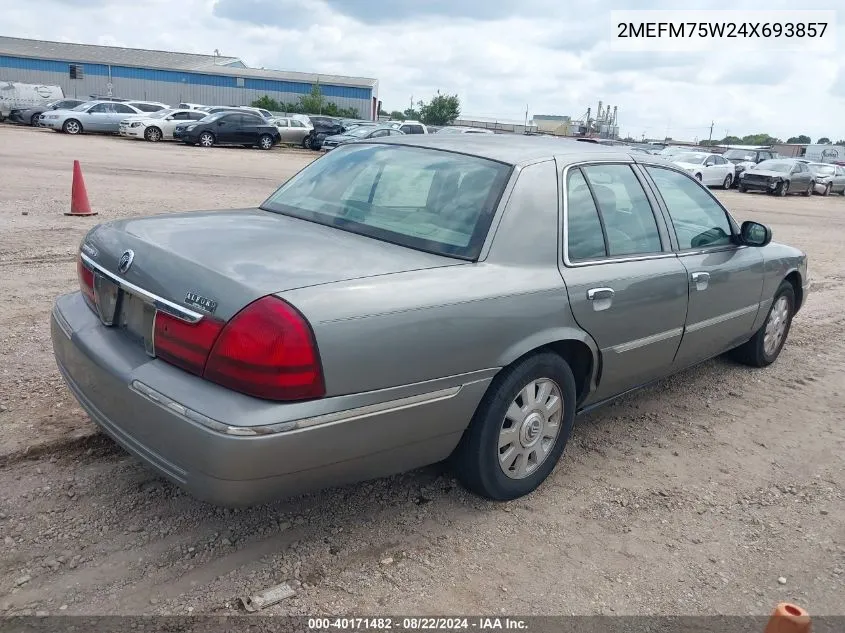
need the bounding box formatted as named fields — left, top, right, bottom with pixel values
left=765, top=603, right=811, bottom=633
left=65, top=160, right=97, bottom=216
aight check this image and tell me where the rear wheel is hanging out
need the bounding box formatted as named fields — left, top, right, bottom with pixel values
left=198, top=132, right=215, bottom=148
left=30, top=113, right=40, bottom=126
left=804, top=181, right=814, bottom=197
left=144, top=126, right=162, bottom=142
left=302, top=134, right=312, bottom=149
left=722, top=174, right=732, bottom=189
left=62, top=119, right=82, bottom=135
left=730, top=281, right=795, bottom=367
left=258, top=134, right=274, bottom=150
left=452, top=352, right=576, bottom=500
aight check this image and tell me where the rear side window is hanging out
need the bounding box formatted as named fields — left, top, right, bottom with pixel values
left=261, top=144, right=512, bottom=259
left=646, top=166, right=733, bottom=249
left=579, top=164, right=662, bottom=257
left=566, top=169, right=606, bottom=261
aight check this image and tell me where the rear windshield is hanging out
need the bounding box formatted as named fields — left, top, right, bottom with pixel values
left=261, top=144, right=512, bottom=259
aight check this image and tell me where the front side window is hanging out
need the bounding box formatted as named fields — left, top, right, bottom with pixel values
left=261, top=144, right=511, bottom=259
left=646, top=166, right=733, bottom=250
left=581, top=164, right=662, bottom=256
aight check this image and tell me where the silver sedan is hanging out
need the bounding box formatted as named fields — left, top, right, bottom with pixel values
left=40, top=100, right=144, bottom=134
left=52, top=136, right=809, bottom=506
left=808, top=163, right=845, bottom=196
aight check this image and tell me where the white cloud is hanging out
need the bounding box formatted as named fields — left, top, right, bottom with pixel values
left=1, top=0, right=843, bottom=141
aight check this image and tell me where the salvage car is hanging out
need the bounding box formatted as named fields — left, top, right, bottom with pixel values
left=52, top=136, right=809, bottom=506
left=671, top=152, right=736, bottom=189
left=269, top=116, right=313, bottom=145
left=807, top=162, right=845, bottom=196
left=722, top=148, right=777, bottom=186
left=738, top=159, right=816, bottom=196
left=173, top=111, right=280, bottom=149
left=10, top=98, right=85, bottom=126
left=118, top=108, right=208, bottom=142
left=321, top=125, right=404, bottom=150
left=40, top=100, right=144, bottom=134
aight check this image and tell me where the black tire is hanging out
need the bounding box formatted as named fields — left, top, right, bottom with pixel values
left=803, top=181, right=814, bottom=197
left=722, top=174, right=732, bottom=189
left=302, top=134, right=312, bottom=149
left=695, top=173, right=703, bottom=182
left=258, top=134, right=274, bottom=150
left=822, top=183, right=831, bottom=196
left=62, top=119, right=82, bottom=135
left=30, top=113, right=40, bottom=126
left=144, top=126, right=162, bottom=142
left=739, top=185, right=748, bottom=193
left=730, top=281, right=795, bottom=368
left=775, top=180, right=789, bottom=196
left=452, top=352, right=577, bottom=500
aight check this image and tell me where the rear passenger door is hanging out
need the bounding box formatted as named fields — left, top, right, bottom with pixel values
left=643, top=166, right=764, bottom=368
left=559, top=161, right=689, bottom=403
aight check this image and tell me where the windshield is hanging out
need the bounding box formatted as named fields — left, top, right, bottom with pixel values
left=675, top=153, right=707, bottom=164
left=756, top=160, right=792, bottom=173
left=261, top=144, right=512, bottom=259
left=807, top=164, right=834, bottom=176
left=723, top=149, right=756, bottom=160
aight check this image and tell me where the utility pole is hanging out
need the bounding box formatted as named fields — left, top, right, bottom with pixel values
left=524, top=104, right=528, bottom=132
left=708, top=120, right=714, bottom=145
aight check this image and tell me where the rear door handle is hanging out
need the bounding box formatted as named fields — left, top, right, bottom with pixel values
left=691, top=272, right=710, bottom=291
left=587, top=287, right=614, bottom=311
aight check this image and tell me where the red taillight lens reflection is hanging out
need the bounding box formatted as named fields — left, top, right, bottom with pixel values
left=154, top=312, right=224, bottom=376
left=204, top=296, right=325, bottom=401
left=78, top=257, right=96, bottom=306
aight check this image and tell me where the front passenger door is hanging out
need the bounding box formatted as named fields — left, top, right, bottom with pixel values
left=559, top=162, right=689, bottom=403
left=644, top=166, right=764, bottom=368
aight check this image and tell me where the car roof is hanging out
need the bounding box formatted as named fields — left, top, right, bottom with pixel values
left=367, top=134, right=682, bottom=167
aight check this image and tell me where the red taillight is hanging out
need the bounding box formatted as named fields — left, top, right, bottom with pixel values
left=77, top=256, right=95, bottom=305
left=154, top=311, right=224, bottom=376
left=203, top=296, right=325, bottom=401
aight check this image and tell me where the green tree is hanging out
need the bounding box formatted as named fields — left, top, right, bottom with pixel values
left=836, top=139, right=845, bottom=146
left=741, top=133, right=780, bottom=145
left=403, top=105, right=422, bottom=120
left=786, top=135, right=811, bottom=144
left=817, top=137, right=831, bottom=144
left=720, top=135, right=742, bottom=145
left=418, top=91, right=460, bottom=126
left=299, top=85, right=325, bottom=114
left=251, top=96, right=282, bottom=111
left=389, top=110, right=405, bottom=120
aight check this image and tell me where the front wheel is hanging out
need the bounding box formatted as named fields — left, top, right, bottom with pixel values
left=62, top=119, right=82, bottom=135
left=144, top=126, right=162, bottom=142
left=30, top=113, right=40, bottom=126
left=722, top=174, right=732, bottom=189
left=729, top=281, right=795, bottom=367
left=695, top=173, right=703, bottom=182
left=822, top=183, right=831, bottom=196
left=258, top=134, right=274, bottom=150
left=198, top=132, right=215, bottom=147
left=775, top=180, right=789, bottom=196
left=452, top=353, right=576, bottom=500
left=739, top=185, right=748, bottom=193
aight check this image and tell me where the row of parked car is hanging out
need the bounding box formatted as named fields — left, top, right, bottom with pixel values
left=657, top=146, right=845, bottom=197
left=12, top=95, right=495, bottom=152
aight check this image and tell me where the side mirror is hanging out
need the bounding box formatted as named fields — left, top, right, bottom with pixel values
left=740, top=221, right=772, bottom=247
left=165, top=116, right=174, bottom=121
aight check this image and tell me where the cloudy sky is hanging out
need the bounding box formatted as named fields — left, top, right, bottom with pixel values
left=2, top=0, right=843, bottom=141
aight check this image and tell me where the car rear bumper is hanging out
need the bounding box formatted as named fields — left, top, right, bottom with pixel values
left=51, top=292, right=486, bottom=506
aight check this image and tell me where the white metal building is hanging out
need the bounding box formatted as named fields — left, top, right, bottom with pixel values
left=0, top=36, right=379, bottom=119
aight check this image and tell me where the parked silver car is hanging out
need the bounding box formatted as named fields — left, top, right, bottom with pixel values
left=10, top=98, right=85, bottom=126
left=269, top=116, right=312, bottom=145
left=808, top=162, right=845, bottom=196
left=52, top=137, right=809, bottom=506
left=40, top=100, right=144, bottom=134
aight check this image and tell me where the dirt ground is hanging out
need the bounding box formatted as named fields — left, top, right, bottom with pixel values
left=0, top=125, right=842, bottom=617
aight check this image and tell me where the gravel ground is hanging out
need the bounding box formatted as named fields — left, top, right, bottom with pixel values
left=0, top=125, right=842, bottom=617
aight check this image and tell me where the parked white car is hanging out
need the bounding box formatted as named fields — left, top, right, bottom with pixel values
left=118, top=108, right=208, bottom=142
left=672, top=152, right=736, bottom=189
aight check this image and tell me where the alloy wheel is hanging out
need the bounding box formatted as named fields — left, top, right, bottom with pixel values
left=199, top=133, right=214, bottom=147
